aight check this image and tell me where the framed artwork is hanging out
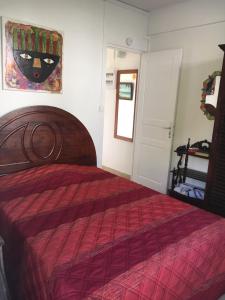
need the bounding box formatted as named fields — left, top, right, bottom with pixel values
left=2, top=18, right=63, bottom=93
left=119, top=82, right=134, bottom=100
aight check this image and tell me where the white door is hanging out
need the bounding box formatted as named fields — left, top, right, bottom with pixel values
left=132, top=49, right=182, bottom=193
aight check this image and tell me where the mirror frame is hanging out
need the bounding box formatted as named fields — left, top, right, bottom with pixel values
left=114, top=69, right=138, bottom=142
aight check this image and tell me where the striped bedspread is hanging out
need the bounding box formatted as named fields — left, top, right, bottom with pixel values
left=0, top=164, right=225, bottom=300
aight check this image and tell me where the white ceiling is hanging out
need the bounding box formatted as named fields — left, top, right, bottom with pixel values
left=118, top=0, right=188, bottom=12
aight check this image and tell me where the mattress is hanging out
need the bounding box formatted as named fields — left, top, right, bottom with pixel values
left=0, top=164, right=225, bottom=300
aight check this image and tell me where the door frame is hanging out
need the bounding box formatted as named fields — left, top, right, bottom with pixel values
left=100, top=43, right=144, bottom=170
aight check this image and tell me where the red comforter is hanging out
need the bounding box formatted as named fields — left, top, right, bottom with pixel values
left=0, top=164, right=225, bottom=300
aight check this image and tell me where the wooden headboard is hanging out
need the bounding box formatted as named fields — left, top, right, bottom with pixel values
left=0, top=106, right=97, bottom=176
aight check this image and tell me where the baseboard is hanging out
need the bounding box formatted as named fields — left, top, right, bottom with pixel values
left=102, top=166, right=131, bottom=180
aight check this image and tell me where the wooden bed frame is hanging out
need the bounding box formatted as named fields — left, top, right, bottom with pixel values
left=0, top=106, right=96, bottom=176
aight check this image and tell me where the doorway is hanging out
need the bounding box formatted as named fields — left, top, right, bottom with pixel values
left=102, top=47, right=182, bottom=194
left=102, top=47, right=141, bottom=178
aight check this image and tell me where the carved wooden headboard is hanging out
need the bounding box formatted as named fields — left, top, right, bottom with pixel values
left=0, top=106, right=97, bottom=176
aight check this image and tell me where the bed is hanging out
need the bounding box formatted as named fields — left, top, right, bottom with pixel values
left=0, top=106, right=225, bottom=300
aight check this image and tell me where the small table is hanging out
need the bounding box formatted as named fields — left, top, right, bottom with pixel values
left=0, top=237, right=10, bottom=300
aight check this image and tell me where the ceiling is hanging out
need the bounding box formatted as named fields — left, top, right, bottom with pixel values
left=118, top=0, right=187, bottom=12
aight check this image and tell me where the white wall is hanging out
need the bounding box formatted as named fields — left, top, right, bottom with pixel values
left=149, top=0, right=225, bottom=172
left=102, top=48, right=140, bottom=175
left=104, top=0, right=149, bottom=52
left=0, top=0, right=149, bottom=166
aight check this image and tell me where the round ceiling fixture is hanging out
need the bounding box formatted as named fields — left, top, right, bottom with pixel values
left=125, top=37, right=133, bottom=47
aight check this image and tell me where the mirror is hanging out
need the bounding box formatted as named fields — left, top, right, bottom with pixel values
left=114, top=69, right=138, bottom=142
left=205, top=75, right=221, bottom=116
left=201, top=71, right=221, bottom=120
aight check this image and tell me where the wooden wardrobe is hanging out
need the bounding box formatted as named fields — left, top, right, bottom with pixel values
left=205, top=44, right=225, bottom=217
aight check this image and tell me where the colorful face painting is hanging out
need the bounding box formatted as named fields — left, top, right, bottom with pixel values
left=3, top=19, right=63, bottom=92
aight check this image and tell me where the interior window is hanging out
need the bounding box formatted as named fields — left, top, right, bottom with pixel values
left=114, top=69, right=138, bottom=142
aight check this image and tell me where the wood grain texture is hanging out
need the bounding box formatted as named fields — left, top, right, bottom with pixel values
left=205, top=44, right=225, bottom=217
left=0, top=237, right=10, bottom=300
left=0, top=106, right=96, bottom=175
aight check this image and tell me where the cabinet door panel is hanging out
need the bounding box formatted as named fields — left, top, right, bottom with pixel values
left=205, top=44, right=225, bottom=217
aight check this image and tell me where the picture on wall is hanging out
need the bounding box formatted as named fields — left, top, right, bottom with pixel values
left=2, top=18, right=63, bottom=93
left=119, top=82, right=134, bottom=100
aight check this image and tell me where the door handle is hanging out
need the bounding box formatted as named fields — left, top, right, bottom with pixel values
left=162, top=126, right=173, bottom=138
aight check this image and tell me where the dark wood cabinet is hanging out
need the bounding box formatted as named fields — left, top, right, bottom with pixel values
left=205, top=44, right=225, bottom=217
left=0, top=237, right=10, bottom=300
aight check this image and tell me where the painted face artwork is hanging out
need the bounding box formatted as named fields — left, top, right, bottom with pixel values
left=13, top=50, right=59, bottom=83
left=4, top=21, right=63, bottom=92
